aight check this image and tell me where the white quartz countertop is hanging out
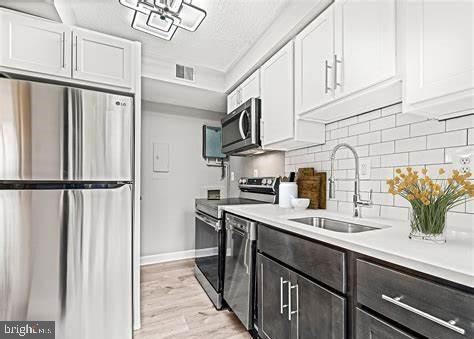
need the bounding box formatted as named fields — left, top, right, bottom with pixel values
left=222, top=204, right=474, bottom=288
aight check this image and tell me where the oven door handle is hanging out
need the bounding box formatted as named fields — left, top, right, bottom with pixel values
left=195, top=212, right=222, bottom=231
left=239, top=110, right=249, bottom=140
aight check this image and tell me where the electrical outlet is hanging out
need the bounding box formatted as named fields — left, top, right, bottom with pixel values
left=359, top=158, right=371, bottom=180
left=230, top=171, right=235, bottom=181
left=455, top=147, right=473, bottom=174
left=253, top=169, right=259, bottom=177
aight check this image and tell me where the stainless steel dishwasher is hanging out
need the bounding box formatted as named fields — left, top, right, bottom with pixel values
left=224, top=213, right=257, bottom=330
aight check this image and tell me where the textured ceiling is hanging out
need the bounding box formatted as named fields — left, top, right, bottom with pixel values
left=66, top=0, right=290, bottom=71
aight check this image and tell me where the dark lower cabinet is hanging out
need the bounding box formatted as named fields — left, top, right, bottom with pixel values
left=356, top=308, right=417, bottom=339
left=291, top=272, right=345, bottom=339
left=257, top=253, right=346, bottom=339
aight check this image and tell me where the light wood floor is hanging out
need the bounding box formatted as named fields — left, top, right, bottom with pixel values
left=134, top=259, right=252, bottom=339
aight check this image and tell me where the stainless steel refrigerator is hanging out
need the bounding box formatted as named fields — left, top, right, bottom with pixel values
left=0, top=78, right=133, bottom=339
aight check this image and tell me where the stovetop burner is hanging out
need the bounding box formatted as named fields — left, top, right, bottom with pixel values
left=195, top=176, right=280, bottom=219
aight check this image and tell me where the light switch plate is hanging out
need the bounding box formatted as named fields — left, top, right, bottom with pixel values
left=153, top=142, right=169, bottom=173
left=359, top=158, right=371, bottom=180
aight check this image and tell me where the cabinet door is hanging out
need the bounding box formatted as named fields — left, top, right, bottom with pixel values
left=0, top=11, right=71, bottom=77
left=227, top=88, right=239, bottom=113
left=72, top=29, right=133, bottom=88
left=241, top=70, right=261, bottom=102
left=290, top=271, right=346, bottom=339
left=404, top=1, right=473, bottom=105
left=356, top=308, right=416, bottom=339
left=334, top=0, right=396, bottom=98
left=260, top=41, right=294, bottom=147
left=294, top=5, right=335, bottom=115
left=257, top=254, right=291, bottom=339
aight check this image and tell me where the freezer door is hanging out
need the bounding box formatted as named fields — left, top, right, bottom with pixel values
left=0, top=184, right=132, bottom=339
left=0, top=78, right=133, bottom=181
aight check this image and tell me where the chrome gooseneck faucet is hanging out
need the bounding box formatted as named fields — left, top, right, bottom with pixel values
left=329, top=143, right=373, bottom=217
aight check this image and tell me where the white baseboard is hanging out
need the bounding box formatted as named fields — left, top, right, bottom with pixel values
left=140, top=247, right=218, bottom=266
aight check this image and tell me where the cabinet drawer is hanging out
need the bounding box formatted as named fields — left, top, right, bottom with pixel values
left=258, top=225, right=345, bottom=293
left=357, top=260, right=474, bottom=339
left=356, top=308, right=417, bottom=339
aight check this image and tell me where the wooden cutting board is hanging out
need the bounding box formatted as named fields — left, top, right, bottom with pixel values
left=296, top=169, right=327, bottom=209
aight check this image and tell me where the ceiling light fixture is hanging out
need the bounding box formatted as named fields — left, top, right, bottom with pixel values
left=119, top=0, right=207, bottom=40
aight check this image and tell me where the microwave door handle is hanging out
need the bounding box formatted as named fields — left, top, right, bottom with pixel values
left=239, top=110, right=247, bottom=139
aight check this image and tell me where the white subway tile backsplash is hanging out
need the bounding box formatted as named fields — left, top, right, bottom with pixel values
left=447, top=212, right=474, bottom=232
left=396, top=112, right=427, bottom=126
left=372, top=192, right=394, bottom=206
left=410, top=120, right=445, bottom=137
left=371, top=167, right=394, bottom=180
left=358, top=131, right=382, bottom=145
left=285, top=103, right=473, bottom=222
left=409, top=149, right=445, bottom=165
left=382, top=125, right=410, bottom=142
left=331, top=127, right=349, bottom=139
left=380, top=153, right=409, bottom=167
left=357, top=109, right=381, bottom=122
left=370, top=115, right=396, bottom=131
left=338, top=116, right=358, bottom=128
left=446, top=115, right=474, bottom=131
left=380, top=206, right=409, bottom=221
left=395, top=136, right=426, bottom=152
left=427, top=130, right=467, bottom=149
left=348, top=122, right=370, bottom=136
left=370, top=141, right=395, bottom=155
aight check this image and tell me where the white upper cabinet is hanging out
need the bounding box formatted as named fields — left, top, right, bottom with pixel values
left=227, top=70, right=260, bottom=113
left=294, top=5, right=335, bottom=115
left=72, top=29, right=133, bottom=89
left=0, top=10, right=71, bottom=78
left=261, top=42, right=325, bottom=150
left=334, top=0, right=396, bottom=97
left=261, top=42, right=294, bottom=147
left=402, top=0, right=474, bottom=119
left=295, top=0, right=399, bottom=123
left=0, top=9, right=138, bottom=92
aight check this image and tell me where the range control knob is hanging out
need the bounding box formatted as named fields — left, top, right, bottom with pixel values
left=266, top=179, right=273, bottom=185
left=262, top=179, right=267, bottom=185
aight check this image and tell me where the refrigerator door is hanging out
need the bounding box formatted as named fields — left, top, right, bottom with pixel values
left=0, top=78, right=133, bottom=181
left=0, top=184, right=132, bottom=339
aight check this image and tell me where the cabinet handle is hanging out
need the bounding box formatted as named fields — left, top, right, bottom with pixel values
left=74, top=35, right=78, bottom=72
left=280, top=277, right=289, bottom=314
left=382, top=294, right=466, bottom=335
left=61, top=32, right=66, bottom=68
left=324, top=60, right=332, bottom=94
left=333, top=54, right=342, bottom=89
left=288, top=282, right=299, bottom=321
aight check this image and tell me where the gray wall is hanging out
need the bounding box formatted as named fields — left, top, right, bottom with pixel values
left=140, top=102, right=226, bottom=258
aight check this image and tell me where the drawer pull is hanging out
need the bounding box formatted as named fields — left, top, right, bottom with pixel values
left=280, top=277, right=288, bottom=314
left=382, top=294, right=466, bottom=335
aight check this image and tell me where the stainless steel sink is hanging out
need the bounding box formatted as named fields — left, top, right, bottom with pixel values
left=289, top=217, right=381, bottom=233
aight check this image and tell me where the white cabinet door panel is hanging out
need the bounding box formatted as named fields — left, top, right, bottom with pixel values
left=241, top=70, right=260, bottom=102
left=260, top=42, right=294, bottom=147
left=335, top=0, right=396, bottom=97
left=73, top=29, right=133, bottom=88
left=0, top=11, right=71, bottom=77
left=404, top=0, right=474, bottom=105
left=295, top=6, right=335, bottom=115
left=227, top=89, right=239, bottom=113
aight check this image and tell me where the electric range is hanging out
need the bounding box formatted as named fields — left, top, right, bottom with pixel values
left=194, top=176, right=280, bottom=309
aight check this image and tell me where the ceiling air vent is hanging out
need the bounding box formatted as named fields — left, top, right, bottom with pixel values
left=176, top=64, right=195, bottom=82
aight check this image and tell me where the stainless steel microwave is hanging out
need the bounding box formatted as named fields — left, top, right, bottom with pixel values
left=221, top=98, right=261, bottom=156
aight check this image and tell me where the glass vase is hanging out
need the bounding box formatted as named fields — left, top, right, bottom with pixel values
left=408, top=207, right=448, bottom=244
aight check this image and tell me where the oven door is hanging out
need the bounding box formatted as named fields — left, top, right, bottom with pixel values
left=194, top=211, right=224, bottom=293
left=221, top=98, right=260, bottom=155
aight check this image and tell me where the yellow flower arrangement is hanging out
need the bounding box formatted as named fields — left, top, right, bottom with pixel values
left=387, top=167, right=473, bottom=242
